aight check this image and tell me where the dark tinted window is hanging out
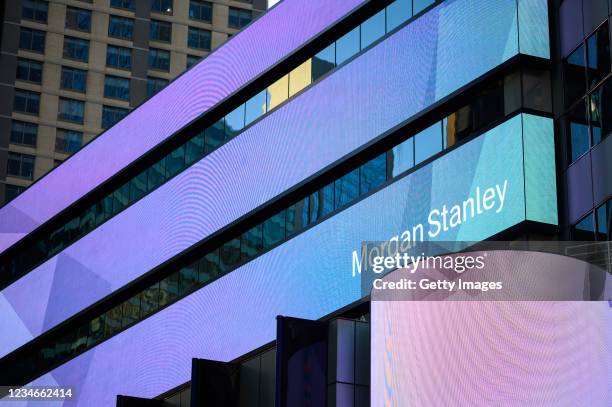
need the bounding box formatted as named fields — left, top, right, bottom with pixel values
left=13, top=89, right=40, bottom=114
left=58, top=98, right=84, bottom=123
left=334, top=168, right=359, bottom=209
left=190, top=0, right=212, bottom=22
left=572, top=213, right=595, bottom=240
left=19, top=28, right=45, bottom=52
left=61, top=67, right=87, bottom=92
left=564, top=44, right=587, bottom=107
left=10, top=121, right=37, bottom=146
left=150, top=20, right=172, bottom=42
left=104, top=75, right=130, bottom=100
left=147, top=77, right=169, bottom=98
left=188, top=27, right=211, bottom=50
left=360, top=153, right=386, bottom=194
left=586, top=22, right=610, bottom=89
left=263, top=211, right=285, bottom=250
left=22, top=0, right=48, bottom=23
left=567, top=98, right=590, bottom=162
left=106, top=45, right=132, bottom=69
left=148, top=48, right=170, bottom=71
left=108, top=16, right=134, bottom=40
left=102, top=105, right=129, bottom=129
left=55, top=129, right=82, bottom=153
left=589, top=78, right=612, bottom=144
left=66, top=7, right=91, bottom=32
left=16, top=59, right=42, bottom=83
left=228, top=7, right=252, bottom=28
left=7, top=152, right=35, bottom=179
left=312, top=43, right=335, bottom=81
left=152, top=0, right=173, bottom=14
left=63, top=37, right=89, bottom=61
left=110, top=0, right=134, bottom=10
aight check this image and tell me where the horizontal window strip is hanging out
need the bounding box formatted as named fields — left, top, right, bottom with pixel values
left=0, top=0, right=441, bottom=290
left=0, top=64, right=552, bottom=386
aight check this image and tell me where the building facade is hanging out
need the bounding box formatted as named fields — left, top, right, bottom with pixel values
left=0, top=0, right=610, bottom=406
left=0, top=0, right=266, bottom=204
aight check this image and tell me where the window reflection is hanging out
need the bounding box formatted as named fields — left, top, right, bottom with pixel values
left=336, top=27, right=360, bottom=65
left=415, top=122, right=442, bottom=164
left=122, top=294, right=140, bottom=328
left=286, top=198, right=309, bottom=237
left=220, top=238, right=241, bottom=273
left=225, top=105, right=245, bottom=139
left=289, top=59, right=312, bottom=97
left=242, top=224, right=263, bottom=262
left=263, top=211, right=285, bottom=249
left=206, top=118, right=225, bottom=152
left=590, top=78, right=612, bottom=145
left=361, top=9, right=386, bottom=49
left=267, top=75, right=289, bottom=111
left=179, top=263, right=199, bottom=295
left=159, top=273, right=179, bottom=307
left=563, top=44, right=587, bottom=107
left=413, top=0, right=434, bottom=14
left=310, top=183, right=334, bottom=223
left=360, top=153, right=386, bottom=194
left=200, top=249, right=220, bottom=284
left=334, top=168, right=360, bottom=209
left=567, top=98, right=590, bottom=162
left=245, top=90, right=267, bottom=126
left=586, top=22, right=610, bottom=90
left=572, top=213, right=595, bottom=240
left=386, top=0, right=411, bottom=31
left=312, top=43, right=335, bottom=82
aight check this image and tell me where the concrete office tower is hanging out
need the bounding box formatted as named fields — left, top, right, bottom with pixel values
left=0, top=0, right=266, bottom=204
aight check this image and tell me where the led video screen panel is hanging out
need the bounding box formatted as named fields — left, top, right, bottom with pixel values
left=0, top=0, right=367, bottom=253
left=371, top=301, right=611, bottom=406
left=0, top=0, right=551, bottom=358
left=24, top=115, right=557, bottom=405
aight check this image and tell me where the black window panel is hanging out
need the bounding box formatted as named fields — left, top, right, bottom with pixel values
left=129, top=170, right=148, bottom=202
left=205, top=118, right=225, bottom=152
left=63, top=37, right=89, bottom=61
left=472, top=83, right=505, bottom=130
left=179, top=262, right=199, bottom=296
left=150, top=20, right=172, bottom=42
left=564, top=44, right=587, bottom=107
left=66, top=7, right=92, bottom=32
left=10, top=121, right=37, bottom=146
left=108, top=16, right=134, bottom=40
left=5, top=185, right=26, bottom=204
left=360, top=153, right=386, bottom=195
left=190, top=0, right=212, bottom=22
left=220, top=238, right=241, bottom=273
left=309, top=183, right=334, bottom=223
left=112, top=182, right=130, bottom=214
left=55, top=332, right=76, bottom=361
left=110, top=0, right=135, bottom=10
left=159, top=273, right=179, bottom=307
left=586, top=22, right=610, bottom=90
left=64, top=216, right=79, bottom=242
left=7, top=152, right=35, bottom=179
left=286, top=197, right=309, bottom=238
left=596, top=202, right=609, bottom=241
left=104, top=304, right=123, bottom=338
left=186, top=55, right=200, bottom=69
left=16, top=59, right=42, bottom=83
left=199, top=248, right=220, bottom=284
left=72, top=324, right=89, bottom=354
left=241, top=224, right=263, bottom=262
left=87, top=314, right=106, bottom=347
left=572, top=213, right=595, bottom=240
left=140, top=282, right=160, bottom=318
left=166, top=144, right=186, bottom=178
left=334, top=168, right=360, bottom=209
left=19, top=27, right=45, bottom=52
left=78, top=205, right=95, bottom=236
left=14, top=89, right=40, bottom=114
left=263, top=210, right=285, bottom=250
left=186, top=131, right=205, bottom=165
left=121, top=294, right=141, bottom=328
left=567, top=98, right=590, bottom=162
left=48, top=226, right=66, bottom=256
left=147, top=156, right=167, bottom=190
left=22, top=0, right=48, bottom=23
left=92, top=200, right=105, bottom=226
left=61, top=67, right=87, bottom=92
left=101, top=194, right=114, bottom=223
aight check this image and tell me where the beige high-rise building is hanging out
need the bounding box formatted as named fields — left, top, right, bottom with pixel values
left=0, top=0, right=267, bottom=204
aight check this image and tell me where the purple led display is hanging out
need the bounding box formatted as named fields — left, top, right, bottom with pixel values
left=0, top=0, right=546, bottom=358
left=0, top=0, right=367, bottom=254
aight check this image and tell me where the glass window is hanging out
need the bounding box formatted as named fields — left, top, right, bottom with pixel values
left=147, top=76, right=168, bottom=98
left=205, top=118, right=225, bottom=152
left=312, top=43, right=335, bottom=82
left=228, top=7, right=252, bottom=29
left=245, top=90, right=267, bottom=126
left=101, top=105, right=128, bottom=129
left=106, top=45, right=132, bottom=69
left=267, top=75, right=289, bottom=111
left=413, top=0, right=434, bottom=14
left=112, top=182, right=129, bottom=214
left=596, top=202, right=609, bottom=240
left=263, top=210, right=286, bottom=250
left=152, top=0, right=173, bottom=14
left=104, top=75, right=130, bottom=100
left=188, top=27, right=211, bottom=50
left=150, top=19, right=172, bottom=42
left=140, top=282, right=160, bottom=318
left=22, top=0, right=48, bottom=23
left=5, top=185, right=25, bottom=204
left=129, top=170, right=147, bottom=202
left=361, top=9, right=386, bottom=50
left=589, top=78, right=612, bottom=144
left=309, top=183, right=334, bottom=223
left=360, top=153, right=386, bottom=194
left=63, top=37, right=89, bottom=61
left=289, top=59, right=312, bottom=97
left=108, top=16, right=134, bottom=40
left=16, top=59, right=42, bottom=83
left=19, top=27, right=45, bottom=52
left=522, top=68, right=552, bottom=113
left=71, top=324, right=89, bottom=354
left=165, top=144, right=185, bottom=178
left=386, top=0, right=411, bottom=31
left=389, top=137, right=414, bottom=178
left=336, top=27, right=360, bottom=65
left=415, top=122, right=443, bottom=164
left=7, top=152, right=35, bottom=179
left=225, top=104, right=245, bottom=138
left=61, top=66, right=87, bottom=92
left=286, top=198, right=309, bottom=237
left=87, top=315, right=105, bottom=347
left=241, top=224, right=262, bottom=262
left=55, top=129, right=82, bottom=153
left=185, top=131, right=205, bottom=165
left=13, top=89, right=40, bottom=114
left=567, top=98, right=590, bottom=162
left=148, top=48, right=170, bottom=71
left=220, top=238, right=241, bottom=274
left=572, top=213, right=595, bottom=240
left=335, top=168, right=359, bottom=209
left=199, top=249, right=220, bottom=284
left=10, top=120, right=37, bottom=146
left=190, top=0, right=212, bottom=22
left=121, top=294, right=140, bottom=328
left=66, top=7, right=91, bottom=32
left=586, top=22, right=610, bottom=90
left=563, top=44, right=587, bottom=107
left=147, top=156, right=166, bottom=190
left=179, top=263, right=199, bottom=295
left=110, top=0, right=135, bottom=10
left=159, top=273, right=179, bottom=307
left=186, top=55, right=200, bottom=69
left=58, top=98, right=84, bottom=123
